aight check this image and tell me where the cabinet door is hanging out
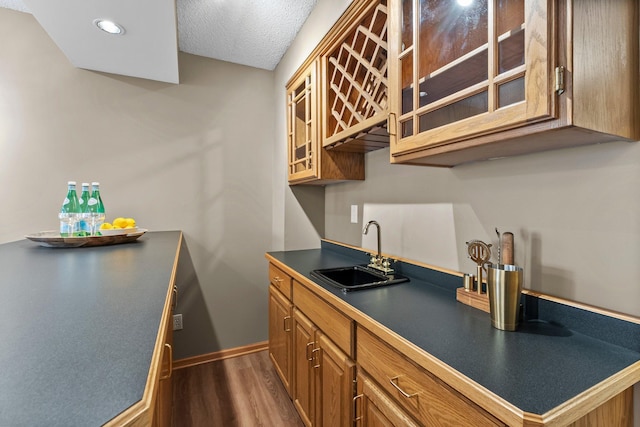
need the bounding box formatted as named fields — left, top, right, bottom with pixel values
left=389, top=0, right=553, bottom=157
left=315, top=332, right=355, bottom=427
left=322, top=0, right=389, bottom=149
left=269, top=286, right=293, bottom=396
left=293, top=309, right=317, bottom=427
left=287, top=60, right=319, bottom=183
left=355, top=371, right=420, bottom=427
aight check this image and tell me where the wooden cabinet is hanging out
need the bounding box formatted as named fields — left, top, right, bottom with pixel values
left=291, top=279, right=355, bottom=427
left=151, top=283, right=177, bottom=427
left=321, top=0, right=390, bottom=152
left=355, top=371, right=421, bottom=427
left=268, top=264, right=294, bottom=397
left=315, top=332, right=356, bottom=427
left=286, top=0, right=396, bottom=185
left=268, top=263, right=356, bottom=427
left=292, top=307, right=355, bottom=427
left=154, top=310, right=173, bottom=427
left=388, top=0, right=639, bottom=166
left=357, top=326, right=505, bottom=427
left=287, top=59, right=365, bottom=185
left=269, top=285, right=293, bottom=397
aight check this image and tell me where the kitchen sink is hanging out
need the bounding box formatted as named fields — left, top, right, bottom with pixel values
left=310, top=265, right=409, bottom=292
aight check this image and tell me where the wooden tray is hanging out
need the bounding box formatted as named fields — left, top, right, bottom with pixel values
left=25, top=229, right=147, bottom=248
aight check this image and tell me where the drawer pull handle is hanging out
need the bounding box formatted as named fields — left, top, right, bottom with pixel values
left=160, top=343, right=173, bottom=380
left=306, top=342, right=314, bottom=361
left=283, top=316, right=291, bottom=332
left=353, top=394, right=363, bottom=424
left=273, top=276, right=283, bottom=283
left=389, top=376, right=418, bottom=399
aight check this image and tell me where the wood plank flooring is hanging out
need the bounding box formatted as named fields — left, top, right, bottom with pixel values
left=172, top=350, right=303, bottom=427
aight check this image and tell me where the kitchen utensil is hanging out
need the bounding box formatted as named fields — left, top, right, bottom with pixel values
left=466, top=240, right=492, bottom=294
left=495, top=228, right=501, bottom=265
left=487, top=264, right=523, bottom=331
left=501, top=232, right=514, bottom=265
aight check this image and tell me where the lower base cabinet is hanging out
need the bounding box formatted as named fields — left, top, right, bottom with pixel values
left=153, top=319, right=173, bottom=427
left=293, top=308, right=355, bottom=427
left=355, top=371, right=420, bottom=427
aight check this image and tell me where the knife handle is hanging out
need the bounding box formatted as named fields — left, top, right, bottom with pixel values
left=501, top=232, right=514, bottom=265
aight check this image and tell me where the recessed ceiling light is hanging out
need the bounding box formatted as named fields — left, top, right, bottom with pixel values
left=93, top=19, right=125, bottom=35
left=457, top=0, right=473, bottom=6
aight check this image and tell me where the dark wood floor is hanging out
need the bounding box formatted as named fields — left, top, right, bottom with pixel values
left=172, top=350, right=303, bottom=427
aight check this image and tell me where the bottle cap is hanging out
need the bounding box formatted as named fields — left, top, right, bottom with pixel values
left=82, top=182, right=90, bottom=186
left=68, top=181, right=76, bottom=185
left=91, top=182, right=100, bottom=186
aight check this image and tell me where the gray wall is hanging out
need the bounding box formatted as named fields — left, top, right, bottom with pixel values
left=0, top=9, right=274, bottom=359
left=326, top=144, right=640, bottom=316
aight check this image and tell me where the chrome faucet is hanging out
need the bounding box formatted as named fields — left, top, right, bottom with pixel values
left=363, top=220, right=394, bottom=273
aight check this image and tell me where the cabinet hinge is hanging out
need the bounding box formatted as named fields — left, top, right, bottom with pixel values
left=555, top=66, right=565, bottom=95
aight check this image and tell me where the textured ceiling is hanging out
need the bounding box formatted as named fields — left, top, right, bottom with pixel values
left=0, top=0, right=317, bottom=83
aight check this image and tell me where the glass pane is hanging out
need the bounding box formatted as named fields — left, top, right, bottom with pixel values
left=419, top=49, right=487, bottom=107
left=418, top=0, right=488, bottom=84
left=401, top=54, right=413, bottom=114
left=401, top=0, right=413, bottom=51
left=401, top=118, right=413, bottom=138
left=498, top=28, right=524, bottom=73
left=497, top=0, right=524, bottom=35
left=497, top=0, right=524, bottom=74
left=294, top=96, right=307, bottom=161
left=498, top=77, right=525, bottom=108
left=418, top=91, right=488, bottom=132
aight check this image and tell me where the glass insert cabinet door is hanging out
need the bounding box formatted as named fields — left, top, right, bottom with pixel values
left=389, top=0, right=554, bottom=156
left=287, top=61, right=319, bottom=182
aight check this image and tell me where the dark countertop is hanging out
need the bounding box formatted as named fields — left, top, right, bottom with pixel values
left=267, top=242, right=640, bottom=415
left=0, top=231, right=181, bottom=426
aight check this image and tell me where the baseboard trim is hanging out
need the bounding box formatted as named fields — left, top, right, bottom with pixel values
left=173, top=340, right=269, bottom=370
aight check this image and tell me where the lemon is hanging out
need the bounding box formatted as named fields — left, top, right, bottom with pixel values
left=113, top=217, right=128, bottom=228
left=124, top=218, right=136, bottom=228
left=100, top=223, right=113, bottom=230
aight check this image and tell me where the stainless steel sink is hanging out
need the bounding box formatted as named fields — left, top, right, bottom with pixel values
left=310, top=265, right=409, bottom=292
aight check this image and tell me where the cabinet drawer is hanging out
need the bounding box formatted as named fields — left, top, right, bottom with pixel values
left=357, top=327, right=504, bottom=427
left=269, top=263, right=292, bottom=300
left=293, top=280, right=352, bottom=356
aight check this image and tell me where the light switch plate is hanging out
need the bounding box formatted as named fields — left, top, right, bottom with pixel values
left=351, top=205, right=358, bottom=223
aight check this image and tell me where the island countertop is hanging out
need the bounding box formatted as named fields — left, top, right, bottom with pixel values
left=0, top=231, right=181, bottom=426
left=266, top=240, right=640, bottom=424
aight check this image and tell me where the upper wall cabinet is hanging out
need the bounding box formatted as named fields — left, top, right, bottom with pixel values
left=287, top=59, right=365, bottom=185
left=321, top=0, right=390, bottom=152
left=286, top=0, right=390, bottom=185
left=387, top=0, right=639, bottom=166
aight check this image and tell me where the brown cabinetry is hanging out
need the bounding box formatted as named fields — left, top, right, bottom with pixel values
left=388, top=0, right=639, bottom=166
left=357, top=325, right=505, bottom=427
left=287, top=59, right=365, bottom=185
left=268, top=264, right=294, bottom=396
left=321, top=0, right=390, bottom=152
left=291, top=280, right=356, bottom=427
left=269, top=284, right=293, bottom=397
left=355, top=371, right=421, bottom=426
left=286, top=0, right=394, bottom=185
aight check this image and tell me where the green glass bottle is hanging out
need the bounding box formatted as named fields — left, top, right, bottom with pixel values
left=88, top=182, right=106, bottom=235
left=59, top=181, right=80, bottom=237
left=78, top=182, right=91, bottom=236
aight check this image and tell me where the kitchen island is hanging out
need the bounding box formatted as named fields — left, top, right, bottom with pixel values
left=267, top=240, right=640, bottom=426
left=0, top=231, right=181, bottom=426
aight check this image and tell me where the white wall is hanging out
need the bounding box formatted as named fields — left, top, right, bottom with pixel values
left=0, top=8, right=275, bottom=359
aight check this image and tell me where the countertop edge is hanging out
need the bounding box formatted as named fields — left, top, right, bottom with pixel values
left=104, top=231, right=183, bottom=427
left=266, top=243, right=640, bottom=426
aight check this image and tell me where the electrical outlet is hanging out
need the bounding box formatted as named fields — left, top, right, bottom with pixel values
left=173, top=314, right=183, bottom=331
